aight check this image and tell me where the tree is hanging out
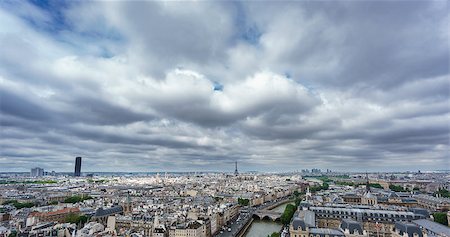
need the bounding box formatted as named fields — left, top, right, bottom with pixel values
left=389, top=184, right=405, bottom=192
left=3, top=200, right=35, bottom=209
left=267, top=232, right=280, bottom=237
left=238, top=198, right=250, bottom=206
left=65, top=213, right=88, bottom=225
left=280, top=204, right=296, bottom=225
left=310, top=182, right=330, bottom=193
left=434, top=188, right=450, bottom=198
left=433, top=212, right=448, bottom=226
left=368, top=183, right=383, bottom=189
left=65, top=213, right=80, bottom=224
left=79, top=215, right=88, bottom=225
left=335, top=181, right=357, bottom=186
left=317, top=176, right=332, bottom=183
left=8, top=231, right=17, bottom=237
left=64, top=195, right=93, bottom=204
left=48, top=200, right=58, bottom=205
left=295, top=197, right=302, bottom=207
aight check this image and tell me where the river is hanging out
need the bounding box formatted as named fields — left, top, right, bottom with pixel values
left=243, top=219, right=282, bottom=237
left=243, top=202, right=294, bottom=237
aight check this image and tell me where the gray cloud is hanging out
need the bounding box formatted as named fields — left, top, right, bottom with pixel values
left=0, top=1, right=448, bottom=172
left=0, top=88, right=52, bottom=122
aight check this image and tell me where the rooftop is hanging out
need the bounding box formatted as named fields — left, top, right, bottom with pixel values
left=94, top=206, right=123, bottom=217
left=310, top=228, right=345, bottom=236
left=412, top=219, right=450, bottom=236
left=31, top=207, right=80, bottom=217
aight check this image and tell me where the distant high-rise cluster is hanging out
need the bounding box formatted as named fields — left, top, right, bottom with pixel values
left=30, top=167, right=44, bottom=177
left=74, top=156, right=82, bottom=177
left=300, top=168, right=323, bottom=174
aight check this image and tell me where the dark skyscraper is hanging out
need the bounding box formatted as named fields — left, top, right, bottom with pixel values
left=74, top=157, right=82, bottom=177
left=234, top=161, right=238, bottom=176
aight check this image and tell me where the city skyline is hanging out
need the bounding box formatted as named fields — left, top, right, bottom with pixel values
left=0, top=1, right=449, bottom=172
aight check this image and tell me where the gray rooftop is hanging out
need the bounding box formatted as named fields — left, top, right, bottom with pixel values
left=389, top=192, right=399, bottom=198
left=414, top=194, right=450, bottom=204
left=410, top=208, right=429, bottom=217
left=340, top=219, right=363, bottom=235
left=395, top=222, right=423, bottom=237
left=94, top=206, right=123, bottom=217
left=292, top=210, right=316, bottom=231
left=310, top=228, right=345, bottom=236
left=292, top=217, right=307, bottom=231
left=298, top=210, right=316, bottom=227
left=413, top=219, right=450, bottom=236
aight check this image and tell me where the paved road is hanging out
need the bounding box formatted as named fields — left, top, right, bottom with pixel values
left=214, top=211, right=252, bottom=237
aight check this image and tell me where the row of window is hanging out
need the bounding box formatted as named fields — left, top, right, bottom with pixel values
left=313, top=209, right=414, bottom=219
left=292, top=234, right=341, bottom=237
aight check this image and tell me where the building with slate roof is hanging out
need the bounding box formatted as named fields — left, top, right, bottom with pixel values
left=361, top=191, right=377, bottom=206
left=342, top=193, right=362, bottom=205
left=91, top=206, right=123, bottom=225
left=290, top=210, right=316, bottom=234
left=409, top=208, right=429, bottom=218
left=310, top=228, right=346, bottom=237
left=412, top=219, right=450, bottom=237
left=290, top=211, right=368, bottom=237
left=377, top=192, right=419, bottom=207
left=168, top=220, right=206, bottom=237
left=301, top=204, right=427, bottom=236
left=309, top=206, right=423, bottom=223
left=392, top=222, right=423, bottom=237
left=340, top=219, right=367, bottom=236
left=388, top=192, right=402, bottom=204
left=291, top=217, right=308, bottom=232
left=361, top=173, right=378, bottom=206
left=414, top=195, right=450, bottom=212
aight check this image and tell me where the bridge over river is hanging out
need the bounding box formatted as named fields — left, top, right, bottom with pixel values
left=252, top=198, right=292, bottom=221
left=252, top=210, right=283, bottom=221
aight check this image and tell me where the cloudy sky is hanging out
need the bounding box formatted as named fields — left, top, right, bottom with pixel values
left=0, top=1, right=448, bottom=172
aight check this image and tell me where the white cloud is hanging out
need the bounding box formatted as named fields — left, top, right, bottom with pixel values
left=0, top=1, right=448, bottom=172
